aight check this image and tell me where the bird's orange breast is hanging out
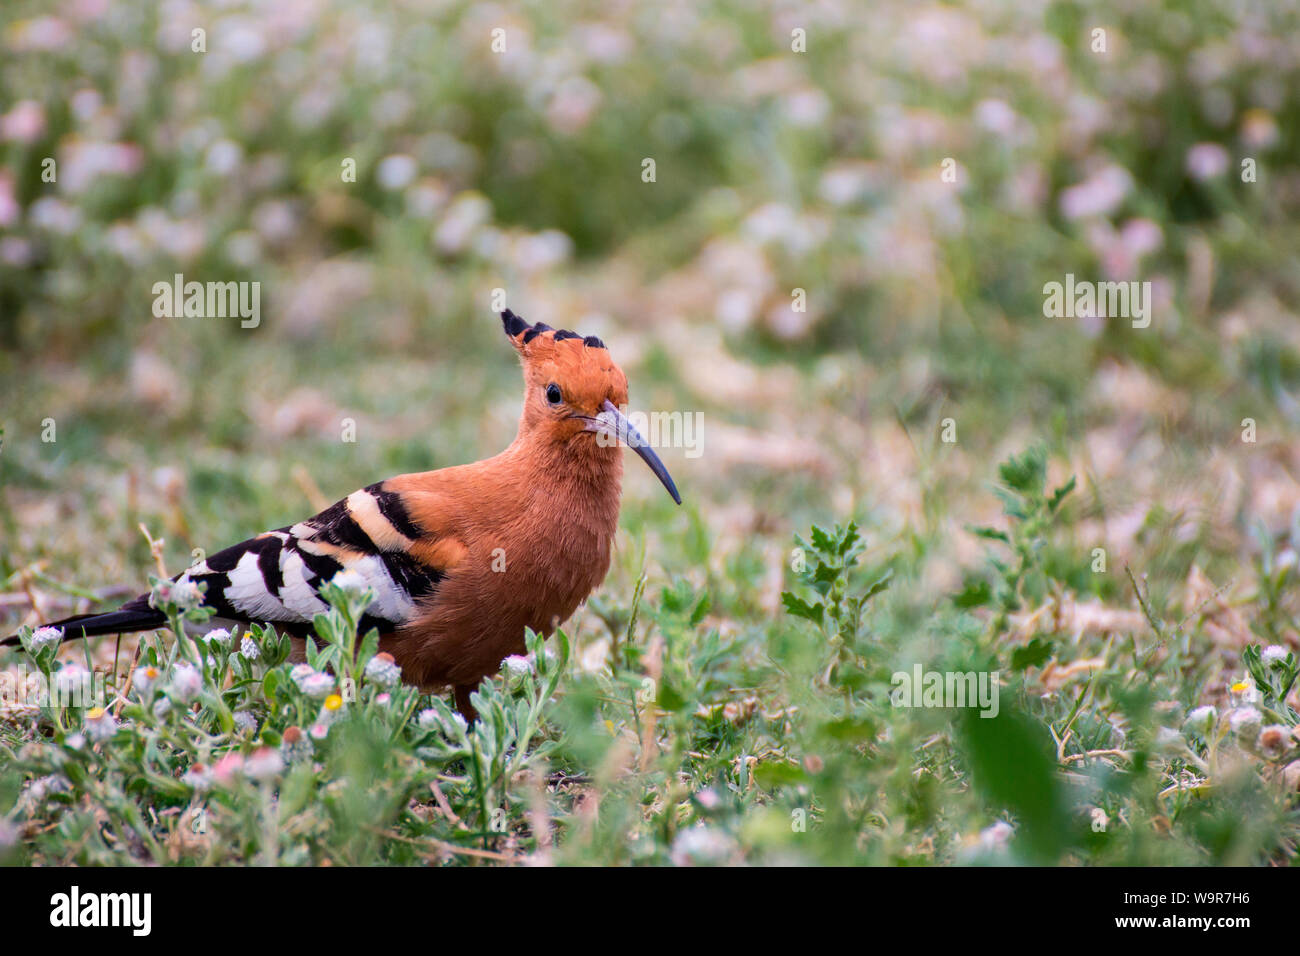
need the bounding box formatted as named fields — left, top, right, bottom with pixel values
left=380, top=437, right=623, bottom=689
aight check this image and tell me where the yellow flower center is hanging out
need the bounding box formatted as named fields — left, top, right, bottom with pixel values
left=325, top=694, right=343, bottom=711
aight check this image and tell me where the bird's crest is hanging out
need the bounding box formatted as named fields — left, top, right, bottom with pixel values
left=501, top=308, right=606, bottom=354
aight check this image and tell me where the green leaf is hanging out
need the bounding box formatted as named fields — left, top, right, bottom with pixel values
left=836, top=521, right=861, bottom=557
left=753, top=760, right=807, bottom=789
left=862, top=570, right=893, bottom=602
left=1048, top=475, right=1077, bottom=513
left=959, top=705, right=1069, bottom=863
left=820, top=716, right=876, bottom=742
left=953, top=578, right=992, bottom=608
left=810, top=524, right=835, bottom=554
left=1011, top=638, right=1054, bottom=671
left=999, top=446, right=1046, bottom=495
left=781, top=592, right=824, bottom=624
left=656, top=680, right=688, bottom=713
left=1242, top=644, right=1272, bottom=701
left=689, top=592, right=712, bottom=627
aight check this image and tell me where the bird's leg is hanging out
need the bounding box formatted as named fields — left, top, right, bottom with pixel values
left=453, top=684, right=478, bottom=724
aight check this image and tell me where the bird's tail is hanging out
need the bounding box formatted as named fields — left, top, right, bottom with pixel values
left=1, top=596, right=166, bottom=649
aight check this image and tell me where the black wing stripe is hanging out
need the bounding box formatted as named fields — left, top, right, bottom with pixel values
left=295, top=545, right=344, bottom=585
left=256, top=536, right=285, bottom=595
left=366, top=483, right=423, bottom=539
left=378, top=549, right=443, bottom=600
left=308, top=499, right=380, bottom=553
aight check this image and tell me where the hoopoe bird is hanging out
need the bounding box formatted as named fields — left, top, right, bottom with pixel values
left=3, top=310, right=681, bottom=718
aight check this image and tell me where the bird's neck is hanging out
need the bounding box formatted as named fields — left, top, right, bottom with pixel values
left=505, top=430, right=623, bottom=526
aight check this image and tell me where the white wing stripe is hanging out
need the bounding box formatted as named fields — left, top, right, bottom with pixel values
left=225, top=550, right=293, bottom=620
left=343, top=554, right=416, bottom=623
left=279, top=550, right=330, bottom=618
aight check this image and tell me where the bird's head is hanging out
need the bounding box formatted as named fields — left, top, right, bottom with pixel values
left=502, top=309, right=680, bottom=505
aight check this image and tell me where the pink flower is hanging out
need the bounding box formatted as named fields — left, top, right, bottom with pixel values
left=1241, top=109, right=1278, bottom=150
left=0, top=173, right=20, bottom=228
left=211, top=753, right=244, bottom=785
left=60, top=140, right=144, bottom=194
left=1059, top=165, right=1133, bottom=220
left=245, top=747, right=284, bottom=782
left=1185, top=142, right=1229, bottom=181
left=1, top=101, right=46, bottom=143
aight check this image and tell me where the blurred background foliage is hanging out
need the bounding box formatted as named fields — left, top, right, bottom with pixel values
left=1, top=0, right=1299, bottom=864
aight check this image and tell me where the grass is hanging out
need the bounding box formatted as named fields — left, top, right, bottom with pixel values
left=1, top=0, right=1300, bottom=865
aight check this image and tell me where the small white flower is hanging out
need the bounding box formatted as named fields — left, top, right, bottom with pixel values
left=289, top=663, right=333, bottom=698
left=696, top=787, right=721, bottom=810
left=317, top=694, right=345, bottom=725
left=170, top=576, right=204, bottom=611
left=503, top=655, right=533, bottom=676
left=290, top=664, right=319, bottom=691
left=53, top=663, right=90, bottom=700
left=152, top=697, right=172, bottom=719
left=978, top=821, right=1014, bottom=851
left=132, top=664, right=160, bottom=697
left=169, top=663, right=202, bottom=703
left=1183, top=705, right=1216, bottom=737
left=183, top=764, right=212, bottom=791
left=64, top=733, right=86, bottom=750
left=375, top=692, right=391, bottom=706
left=83, top=707, right=117, bottom=742
left=1230, top=678, right=1259, bottom=702
left=245, top=746, right=284, bottom=782
left=1258, top=724, right=1291, bottom=758
left=364, top=652, right=401, bottom=688
left=240, top=636, right=260, bottom=660
left=1262, top=645, right=1289, bottom=667
left=420, top=706, right=466, bottom=734
left=204, top=627, right=232, bottom=650
left=1155, top=726, right=1185, bottom=753
left=29, top=626, right=62, bottom=652
left=233, top=710, right=258, bottom=734
left=300, top=672, right=335, bottom=699
left=149, top=578, right=173, bottom=607
left=669, top=825, right=736, bottom=866
left=309, top=722, right=330, bottom=740
left=1228, top=706, right=1262, bottom=738
left=330, top=568, right=370, bottom=599
left=281, top=726, right=312, bottom=761
left=376, top=153, right=417, bottom=190
left=25, top=775, right=70, bottom=804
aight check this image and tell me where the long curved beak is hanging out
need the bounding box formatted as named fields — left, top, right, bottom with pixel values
left=585, top=400, right=682, bottom=505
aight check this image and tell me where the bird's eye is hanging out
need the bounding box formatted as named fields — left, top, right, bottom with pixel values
left=545, top=383, right=563, bottom=405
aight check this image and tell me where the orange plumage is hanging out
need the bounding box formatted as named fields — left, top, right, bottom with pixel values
left=3, top=310, right=681, bottom=719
